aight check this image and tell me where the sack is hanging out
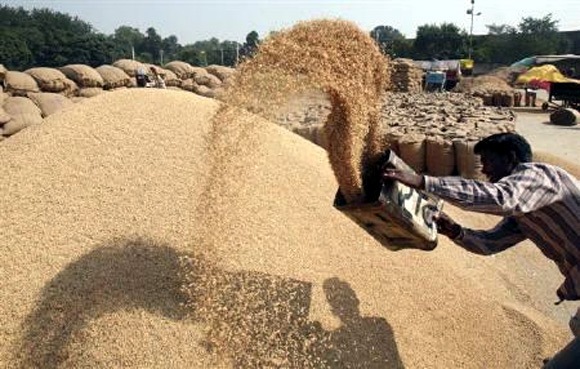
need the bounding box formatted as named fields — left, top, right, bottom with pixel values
left=165, top=61, right=194, bottom=79
left=2, top=96, right=43, bottom=135
left=60, top=78, right=79, bottom=97
left=181, top=79, right=197, bottom=92
left=112, top=59, right=145, bottom=77
left=550, top=108, right=579, bottom=126
left=0, top=106, right=11, bottom=124
left=25, top=67, right=68, bottom=92
left=159, top=68, right=181, bottom=87
left=193, top=84, right=216, bottom=98
left=205, top=65, right=235, bottom=81
left=5, top=71, right=40, bottom=96
left=27, top=92, right=73, bottom=117
left=453, top=140, right=485, bottom=179
left=59, top=64, right=104, bottom=88
left=426, top=137, right=455, bottom=176
left=79, top=88, right=104, bottom=98
left=96, top=65, right=131, bottom=89
left=398, top=134, right=426, bottom=173
left=195, top=73, right=222, bottom=88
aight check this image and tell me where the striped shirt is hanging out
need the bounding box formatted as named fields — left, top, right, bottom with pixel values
left=424, top=162, right=580, bottom=301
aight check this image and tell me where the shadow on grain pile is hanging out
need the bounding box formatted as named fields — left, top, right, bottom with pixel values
left=16, top=238, right=403, bottom=368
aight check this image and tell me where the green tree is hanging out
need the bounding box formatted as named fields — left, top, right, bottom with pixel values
left=413, top=23, right=467, bottom=60
left=142, top=27, right=163, bottom=63
left=112, top=26, right=144, bottom=59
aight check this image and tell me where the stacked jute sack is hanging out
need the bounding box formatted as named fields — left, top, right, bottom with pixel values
left=454, top=75, right=521, bottom=107
left=164, top=61, right=235, bottom=98
left=279, top=91, right=516, bottom=179
left=0, top=61, right=236, bottom=139
left=390, top=58, right=423, bottom=93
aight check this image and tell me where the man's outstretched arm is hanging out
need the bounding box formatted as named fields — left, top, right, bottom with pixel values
left=438, top=214, right=526, bottom=255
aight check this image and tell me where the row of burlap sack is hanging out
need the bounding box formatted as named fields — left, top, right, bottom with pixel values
left=0, top=90, right=75, bottom=138
left=291, top=123, right=484, bottom=179
left=1, top=61, right=236, bottom=102
left=390, top=58, right=423, bottom=93
left=162, top=61, right=235, bottom=98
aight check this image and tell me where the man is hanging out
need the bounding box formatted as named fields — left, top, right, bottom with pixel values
left=384, top=133, right=580, bottom=368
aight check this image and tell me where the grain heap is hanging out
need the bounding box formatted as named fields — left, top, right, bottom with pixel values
left=0, top=88, right=572, bottom=369
left=454, top=75, right=518, bottom=107
left=390, top=58, right=424, bottom=93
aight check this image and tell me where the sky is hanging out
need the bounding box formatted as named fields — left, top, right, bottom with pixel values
left=5, top=0, right=580, bottom=45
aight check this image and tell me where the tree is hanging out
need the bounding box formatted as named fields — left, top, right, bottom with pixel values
left=413, top=23, right=467, bottom=60
left=370, top=25, right=405, bottom=57
left=112, top=26, right=144, bottom=59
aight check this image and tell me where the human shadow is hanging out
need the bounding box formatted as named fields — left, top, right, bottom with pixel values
left=15, top=238, right=189, bottom=368
left=323, top=277, right=405, bottom=369
left=16, top=238, right=404, bottom=368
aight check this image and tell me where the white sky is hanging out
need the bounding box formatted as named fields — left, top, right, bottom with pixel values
left=5, top=0, right=580, bottom=44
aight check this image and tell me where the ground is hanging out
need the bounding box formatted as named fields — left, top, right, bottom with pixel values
left=515, top=108, right=580, bottom=162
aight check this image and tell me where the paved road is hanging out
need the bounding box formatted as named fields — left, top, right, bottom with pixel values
left=515, top=109, right=580, bottom=162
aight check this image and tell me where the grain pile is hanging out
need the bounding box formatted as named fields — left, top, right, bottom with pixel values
left=222, top=19, right=389, bottom=203
left=390, top=58, right=424, bottom=93
left=454, top=75, right=518, bottom=107
left=0, top=88, right=572, bottom=368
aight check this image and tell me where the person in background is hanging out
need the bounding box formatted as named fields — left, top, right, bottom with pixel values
left=150, top=67, right=166, bottom=89
left=384, top=133, right=580, bottom=368
left=135, top=67, right=149, bottom=88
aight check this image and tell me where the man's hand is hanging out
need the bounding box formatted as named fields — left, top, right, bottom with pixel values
left=383, top=169, right=424, bottom=189
left=435, top=212, right=462, bottom=239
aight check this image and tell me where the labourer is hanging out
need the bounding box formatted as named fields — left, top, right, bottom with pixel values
left=150, top=67, right=166, bottom=89
left=383, top=133, right=580, bottom=367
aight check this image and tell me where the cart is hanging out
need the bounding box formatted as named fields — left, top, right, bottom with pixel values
left=543, top=82, right=580, bottom=111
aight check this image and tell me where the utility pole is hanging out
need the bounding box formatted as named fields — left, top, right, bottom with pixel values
left=160, top=49, right=164, bottom=65
left=235, top=44, right=240, bottom=66
left=131, top=45, right=135, bottom=60
left=220, top=48, right=224, bottom=65
left=466, top=0, right=481, bottom=60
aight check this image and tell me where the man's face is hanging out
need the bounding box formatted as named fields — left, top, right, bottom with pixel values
left=480, top=151, right=515, bottom=182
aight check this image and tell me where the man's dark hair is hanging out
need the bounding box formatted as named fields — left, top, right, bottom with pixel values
left=474, top=133, right=532, bottom=163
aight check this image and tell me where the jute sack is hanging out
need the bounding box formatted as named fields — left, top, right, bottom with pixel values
left=27, top=92, right=73, bottom=117
left=5, top=71, right=40, bottom=96
left=25, top=68, right=68, bottom=92
left=165, top=61, right=193, bottom=79
left=195, top=73, right=222, bottom=89
left=205, top=65, right=235, bottom=81
left=181, top=79, right=197, bottom=92
left=454, top=139, right=485, bottom=179
left=161, top=68, right=181, bottom=87
left=60, top=78, right=79, bottom=98
left=96, top=65, right=131, bottom=89
left=0, top=106, right=11, bottom=125
left=550, top=108, right=580, bottom=126
left=112, top=59, right=145, bottom=77
left=193, top=84, right=216, bottom=98
left=79, top=88, right=104, bottom=98
left=2, top=96, right=43, bottom=135
left=59, top=64, right=104, bottom=88
left=191, top=66, right=210, bottom=79
left=426, top=137, right=455, bottom=176
left=398, top=134, right=426, bottom=173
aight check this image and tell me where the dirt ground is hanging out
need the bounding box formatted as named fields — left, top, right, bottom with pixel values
left=515, top=109, right=580, bottom=162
